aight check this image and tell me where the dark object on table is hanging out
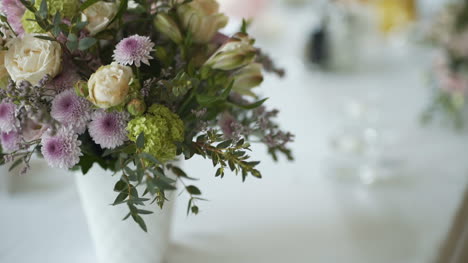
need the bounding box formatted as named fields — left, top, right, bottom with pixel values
left=306, top=21, right=330, bottom=67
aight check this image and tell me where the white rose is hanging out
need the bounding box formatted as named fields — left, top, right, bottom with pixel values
left=88, top=62, right=134, bottom=109
left=82, top=1, right=118, bottom=36
left=4, top=34, right=62, bottom=85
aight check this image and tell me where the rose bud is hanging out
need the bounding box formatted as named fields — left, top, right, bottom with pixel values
left=177, top=0, right=228, bottom=44
left=87, top=63, right=134, bottom=109
left=74, top=80, right=89, bottom=97
left=127, top=99, right=147, bottom=116
left=154, top=13, right=183, bottom=44
left=232, top=63, right=264, bottom=97
left=204, top=33, right=257, bottom=71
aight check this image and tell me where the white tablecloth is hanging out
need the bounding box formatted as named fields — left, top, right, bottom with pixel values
left=2, top=3, right=468, bottom=263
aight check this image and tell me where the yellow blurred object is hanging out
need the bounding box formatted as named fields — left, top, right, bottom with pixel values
left=373, top=0, right=417, bottom=34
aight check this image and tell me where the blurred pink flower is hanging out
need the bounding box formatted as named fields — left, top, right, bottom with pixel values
left=219, top=0, right=268, bottom=19
left=22, top=119, right=48, bottom=142
left=434, top=56, right=468, bottom=94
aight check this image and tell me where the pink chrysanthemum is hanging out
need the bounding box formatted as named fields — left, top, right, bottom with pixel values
left=88, top=110, right=129, bottom=149
left=1, top=0, right=25, bottom=35
left=51, top=90, right=92, bottom=134
left=1, top=131, right=20, bottom=152
left=0, top=100, right=17, bottom=133
left=41, top=127, right=82, bottom=169
left=113, top=35, right=155, bottom=67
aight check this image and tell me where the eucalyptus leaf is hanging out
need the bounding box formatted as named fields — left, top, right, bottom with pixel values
left=78, top=37, right=97, bottom=51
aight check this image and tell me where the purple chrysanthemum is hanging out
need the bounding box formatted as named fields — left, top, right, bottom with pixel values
left=51, top=89, right=92, bottom=134
left=88, top=110, right=129, bottom=149
left=1, top=0, right=25, bottom=35
left=113, top=35, right=155, bottom=67
left=0, top=100, right=17, bottom=133
left=0, top=131, right=19, bottom=152
left=41, top=127, right=82, bottom=169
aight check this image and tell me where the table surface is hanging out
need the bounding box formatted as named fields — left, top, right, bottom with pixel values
left=1, top=3, right=468, bottom=263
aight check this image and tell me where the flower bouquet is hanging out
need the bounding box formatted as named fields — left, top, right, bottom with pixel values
left=422, top=1, right=468, bottom=129
left=0, top=0, right=293, bottom=233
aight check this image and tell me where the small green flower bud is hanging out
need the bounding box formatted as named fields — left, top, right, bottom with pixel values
left=154, top=14, right=183, bottom=44
left=127, top=99, right=147, bottom=116
left=74, top=80, right=89, bottom=97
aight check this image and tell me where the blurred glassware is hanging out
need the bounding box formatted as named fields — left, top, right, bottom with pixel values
left=324, top=98, right=405, bottom=185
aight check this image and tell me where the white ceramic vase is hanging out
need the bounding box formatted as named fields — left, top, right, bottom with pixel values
left=75, top=164, right=176, bottom=263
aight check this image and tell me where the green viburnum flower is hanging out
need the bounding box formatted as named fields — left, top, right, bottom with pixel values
left=127, top=104, right=184, bottom=162
left=22, top=0, right=80, bottom=33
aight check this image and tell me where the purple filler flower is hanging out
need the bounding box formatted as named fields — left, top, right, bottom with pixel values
left=113, top=35, right=155, bottom=67
left=0, top=100, right=16, bottom=132
left=41, top=128, right=82, bottom=169
left=0, top=131, right=20, bottom=152
left=88, top=110, right=129, bottom=149
left=1, top=0, right=25, bottom=35
left=51, top=90, right=92, bottom=134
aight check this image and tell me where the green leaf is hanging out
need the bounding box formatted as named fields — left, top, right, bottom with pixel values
left=74, top=21, right=88, bottom=31
left=170, top=166, right=186, bottom=177
left=78, top=37, right=97, bottom=51
left=186, top=199, right=192, bottom=216
left=216, top=140, right=232, bottom=149
left=19, top=0, right=37, bottom=12
left=39, top=0, right=48, bottom=19
left=124, top=167, right=136, bottom=177
left=196, top=94, right=224, bottom=106
left=53, top=11, right=61, bottom=25
left=139, top=153, right=160, bottom=165
left=112, top=192, right=128, bottom=205
left=229, top=98, right=268, bottom=110
left=66, top=33, right=78, bottom=51
left=8, top=158, right=23, bottom=172
left=186, top=185, right=202, bottom=195
left=79, top=0, right=101, bottom=11
left=114, top=180, right=127, bottom=192
left=137, top=209, right=154, bottom=215
left=240, top=19, right=250, bottom=34
left=122, top=212, right=131, bottom=221
left=136, top=133, right=145, bottom=149
left=221, top=82, right=233, bottom=99
left=191, top=205, right=199, bottom=215
left=132, top=213, right=148, bottom=232
left=34, top=35, right=56, bottom=42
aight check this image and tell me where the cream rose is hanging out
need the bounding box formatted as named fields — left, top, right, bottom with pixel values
left=88, top=62, right=134, bottom=109
left=82, top=1, right=118, bottom=36
left=177, top=0, right=228, bottom=44
left=4, top=34, right=62, bottom=85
